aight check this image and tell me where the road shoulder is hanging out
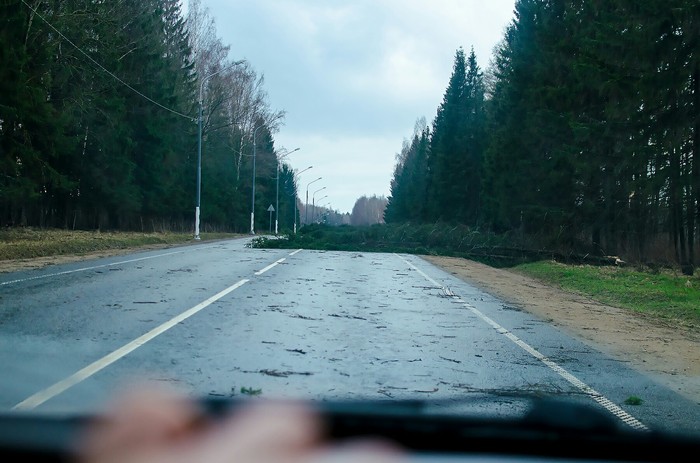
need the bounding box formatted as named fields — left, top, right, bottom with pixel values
left=0, top=237, right=248, bottom=274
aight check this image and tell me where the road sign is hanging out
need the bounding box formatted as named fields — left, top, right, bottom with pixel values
left=268, top=205, right=275, bottom=233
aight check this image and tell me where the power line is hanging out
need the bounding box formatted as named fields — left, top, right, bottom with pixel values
left=21, top=0, right=194, bottom=120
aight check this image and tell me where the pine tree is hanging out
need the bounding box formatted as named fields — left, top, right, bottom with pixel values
left=385, top=120, right=430, bottom=223
left=426, top=48, right=468, bottom=222
left=0, top=1, right=75, bottom=227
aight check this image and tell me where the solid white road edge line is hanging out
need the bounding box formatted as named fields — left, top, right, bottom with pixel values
left=12, top=278, right=250, bottom=411
left=395, top=253, right=649, bottom=432
left=1, top=250, right=185, bottom=286
left=1, top=242, right=225, bottom=287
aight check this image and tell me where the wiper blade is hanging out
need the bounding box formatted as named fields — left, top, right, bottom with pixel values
left=203, top=395, right=429, bottom=417
left=313, top=397, right=698, bottom=461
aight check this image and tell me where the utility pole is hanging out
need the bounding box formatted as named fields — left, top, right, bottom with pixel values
left=195, top=60, right=245, bottom=240
left=275, top=148, right=299, bottom=234
left=312, top=187, right=326, bottom=224
left=293, top=166, right=312, bottom=234
left=305, top=177, right=322, bottom=227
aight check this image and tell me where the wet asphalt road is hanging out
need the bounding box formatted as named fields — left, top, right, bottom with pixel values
left=1, top=237, right=699, bottom=433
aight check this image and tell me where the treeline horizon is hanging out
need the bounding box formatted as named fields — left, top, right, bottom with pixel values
left=1, top=0, right=302, bottom=234
left=385, top=0, right=699, bottom=273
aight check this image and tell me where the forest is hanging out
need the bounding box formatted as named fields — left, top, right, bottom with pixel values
left=385, top=0, right=699, bottom=273
left=3, top=0, right=699, bottom=272
left=1, top=0, right=298, bottom=233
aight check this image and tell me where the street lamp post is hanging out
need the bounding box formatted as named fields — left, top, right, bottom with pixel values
left=305, top=177, right=322, bottom=226
left=293, top=166, right=312, bottom=234
left=250, top=114, right=283, bottom=235
left=320, top=202, right=331, bottom=224
left=275, top=147, right=300, bottom=235
left=315, top=195, right=328, bottom=222
left=250, top=124, right=263, bottom=235
left=312, top=187, right=326, bottom=224
left=195, top=60, right=245, bottom=241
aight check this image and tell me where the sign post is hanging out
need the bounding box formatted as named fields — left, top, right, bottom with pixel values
left=267, top=204, right=275, bottom=234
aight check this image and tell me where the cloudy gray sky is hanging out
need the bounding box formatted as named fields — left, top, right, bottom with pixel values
left=196, top=0, right=516, bottom=213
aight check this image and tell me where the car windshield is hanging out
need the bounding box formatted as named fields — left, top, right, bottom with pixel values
left=1, top=0, right=699, bottom=446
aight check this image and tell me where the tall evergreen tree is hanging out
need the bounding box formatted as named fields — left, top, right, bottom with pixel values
left=426, top=47, right=486, bottom=225
left=387, top=0, right=698, bottom=271
left=0, top=1, right=75, bottom=227
left=385, top=120, right=429, bottom=223
left=426, top=48, right=468, bottom=222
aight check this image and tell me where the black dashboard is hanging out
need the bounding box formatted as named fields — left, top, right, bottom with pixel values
left=2, top=398, right=697, bottom=463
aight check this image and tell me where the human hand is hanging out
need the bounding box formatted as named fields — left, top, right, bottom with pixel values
left=77, top=385, right=404, bottom=463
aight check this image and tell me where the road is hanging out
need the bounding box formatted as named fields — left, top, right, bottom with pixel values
left=1, top=237, right=698, bottom=433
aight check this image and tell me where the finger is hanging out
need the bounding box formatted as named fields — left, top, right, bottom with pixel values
left=187, top=400, right=325, bottom=463
left=78, top=384, right=203, bottom=461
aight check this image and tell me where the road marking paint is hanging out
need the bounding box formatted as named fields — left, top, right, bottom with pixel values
left=0, top=244, right=223, bottom=287
left=0, top=251, right=184, bottom=287
left=395, top=254, right=649, bottom=432
left=289, top=249, right=303, bottom=256
left=12, top=278, right=250, bottom=411
left=255, top=258, right=286, bottom=275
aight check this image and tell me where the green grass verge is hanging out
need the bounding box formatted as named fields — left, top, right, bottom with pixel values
left=514, top=261, right=700, bottom=328
left=0, top=228, right=242, bottom=261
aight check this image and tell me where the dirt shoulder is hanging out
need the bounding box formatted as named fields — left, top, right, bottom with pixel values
left=0, top=237, right=245, bottom=274
left=421, top=255, right=700, bottom=405
left=0, top=245, right=171, bottom=273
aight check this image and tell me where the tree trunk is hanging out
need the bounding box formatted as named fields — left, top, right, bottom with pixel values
left=690, top=67, right=700, bottom=273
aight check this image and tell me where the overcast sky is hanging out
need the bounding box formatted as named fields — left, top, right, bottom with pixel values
left=195, top=0, right=517, bottom=213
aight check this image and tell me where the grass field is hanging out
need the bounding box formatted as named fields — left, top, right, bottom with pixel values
left=0, top=228, right=242, bottom=261
left=514, top=261, right=700, bottom=329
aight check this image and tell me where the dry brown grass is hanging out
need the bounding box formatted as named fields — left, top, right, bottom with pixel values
left=0, top=228, right=240, bottom=261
